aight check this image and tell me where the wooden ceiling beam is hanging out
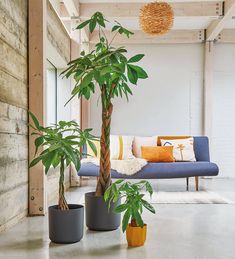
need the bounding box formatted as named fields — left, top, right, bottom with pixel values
left=216, top=29, right=235, bottom=42
left=79, top=2, right=223, bottom=19
left=62, top=0, right=89, bottom=41
left=62, top=0, right=80, bottom=17
left=206, top=0, right=235, bottom=41
left=90, top=30, right=205, bottom=44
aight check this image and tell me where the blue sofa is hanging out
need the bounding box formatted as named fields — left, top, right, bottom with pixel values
left=78, top=136, right=219, bottom=191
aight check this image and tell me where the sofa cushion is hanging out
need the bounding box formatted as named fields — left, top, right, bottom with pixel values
left=110, top=135, right=134, bottom=160
left=161, top=137, right=196, bottom=162
left=78, top=161, right=219, bottom=179
left=141, top=146, right=175, bottom=162
left=133, top=136, right=157, bottom=158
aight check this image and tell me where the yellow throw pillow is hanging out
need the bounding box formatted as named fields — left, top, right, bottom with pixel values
left=110, top=135, right=134, bottom=160
left=141, top=146, right=175, bottom=162
left=87, top=139, right=101, bottom=159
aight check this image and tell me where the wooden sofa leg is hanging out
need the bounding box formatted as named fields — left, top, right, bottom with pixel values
left=186, top=177, right=189, bottom=191
left=80, top=176, right=83, bottom=187
left=195, top=176, right=199, bottom=191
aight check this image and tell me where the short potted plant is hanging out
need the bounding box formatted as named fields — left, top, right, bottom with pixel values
left=62, top=12, right=148, bottom=231
left=29, top=112, right=97, bottom=243
left=104, top=180, right=156, bottom=247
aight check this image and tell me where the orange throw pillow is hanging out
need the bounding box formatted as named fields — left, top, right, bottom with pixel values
left=141, top=146, right=175, bottom=162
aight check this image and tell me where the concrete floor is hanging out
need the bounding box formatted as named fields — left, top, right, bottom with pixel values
left=0, top=178, right=235, bottom=259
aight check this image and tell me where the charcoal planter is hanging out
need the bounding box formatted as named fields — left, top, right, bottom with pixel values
left=48, top=204, right=84, bottom=244
left=85, top=192, right=121, bottom=231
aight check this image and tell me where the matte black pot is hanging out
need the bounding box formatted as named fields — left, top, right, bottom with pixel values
left=85, top=192, right=121, bottom=231
left=48, top=204, right=84, bottom=244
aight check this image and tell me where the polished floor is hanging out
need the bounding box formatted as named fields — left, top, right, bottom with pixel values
left=0, top=178, right=235, bottom=259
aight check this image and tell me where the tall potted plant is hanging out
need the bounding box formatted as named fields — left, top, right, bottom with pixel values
left=29, top=112, right=97, bottom=243
left=62, top=12, right=148, bottom=230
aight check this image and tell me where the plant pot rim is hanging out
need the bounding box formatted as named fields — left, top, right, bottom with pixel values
left=85, top=191, right=103, bottom=198
left=49, top=204, right=84, bottom=210
left=128, top=223, right=147, bottom=228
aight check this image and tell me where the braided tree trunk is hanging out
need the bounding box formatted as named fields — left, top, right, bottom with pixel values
left=58, top=157, right=69, bottom=210
left=95, top=86, right=113, bottom=196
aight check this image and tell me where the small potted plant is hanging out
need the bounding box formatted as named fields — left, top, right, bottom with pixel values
left=104, top=180, right=156, bottom=247
left=29, top=112, right=97, bottom=244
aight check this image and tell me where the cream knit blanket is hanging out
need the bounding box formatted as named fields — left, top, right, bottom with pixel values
left=81, top=157, right=147, bottom=176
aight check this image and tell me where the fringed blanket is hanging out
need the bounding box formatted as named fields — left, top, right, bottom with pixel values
left=81, top=157, right=147, bottom=176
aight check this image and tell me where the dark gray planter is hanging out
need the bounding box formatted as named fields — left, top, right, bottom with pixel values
left=48, top=204, right=84, bottom=244
left=85, top=192, right=121, bottom=231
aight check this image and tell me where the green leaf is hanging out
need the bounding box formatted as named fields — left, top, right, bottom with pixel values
left=35, top=136, right=44, bottom=148
left=100, top=66, right=112, bottom=76
left=52, top=153, right=60, bottom=168
left=128, top=64, right=148, bottom=79
left=145, top=181, right=153, bottom=196
left=122, top=210, right=131, bottom=232
left=128, top=54, right=145, bottom=63
left=29, top=156, right=43, bottom=167
left=76, top=20, right=90, bottom=30
left=96, top=13, right=105, bottom=27
left=42, top=151, right=57, bottom=174
left=133, top=210, right=144, bottom=227
left=114, top=179, right=124, bottom=185
left=112, top=25, right=120, bottom=32
left=89, top=19, right=96, bottom=33
left=64, top=146, right=80, bottom=171
left=113, top=203, right=128, bottom=213
left=87, top=140, right=97, bottom=156
left=141, top=199, right=156, bottom=214
left=127, top=65, right=138, bottom=85
left=82, top=72, right=93, bottom=86
left=104, top=186, right=112, bottom=202
left=29, top=111, right=40, bottom=130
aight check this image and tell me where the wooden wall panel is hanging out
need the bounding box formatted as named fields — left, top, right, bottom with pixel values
left=28, top=0, right=46, bottom=215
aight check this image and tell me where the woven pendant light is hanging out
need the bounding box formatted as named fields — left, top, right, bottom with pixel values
left=139, top=2, right=174, bottom=36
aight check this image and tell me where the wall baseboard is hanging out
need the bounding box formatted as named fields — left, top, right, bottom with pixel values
left=0, top=209, right=27, bottom=233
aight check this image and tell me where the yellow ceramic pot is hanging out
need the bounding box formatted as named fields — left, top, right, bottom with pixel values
left=126, top=224, right=147, bottom=247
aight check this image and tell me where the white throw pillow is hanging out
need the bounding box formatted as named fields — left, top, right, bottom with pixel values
left=160, top=137, right=196, bottom=162
left=110, top=135, right=134, bottom=160
left=133, top=136, right=157, bottom=158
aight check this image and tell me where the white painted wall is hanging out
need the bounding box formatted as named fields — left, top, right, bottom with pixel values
left=90, top=44, right=204, bottom=137
left=211, top=44, right=235, bottom=178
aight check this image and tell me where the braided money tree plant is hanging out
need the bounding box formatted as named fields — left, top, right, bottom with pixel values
left=62, top=12, right=148, bottom=197
left=29, top=112, right=97, bottom=243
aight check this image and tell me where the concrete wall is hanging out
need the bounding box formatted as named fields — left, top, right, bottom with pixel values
left=0, top=0, right=28, bottom=231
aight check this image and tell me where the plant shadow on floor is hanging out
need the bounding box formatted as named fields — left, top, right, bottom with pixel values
left=49, top=242, right=128, bottom=258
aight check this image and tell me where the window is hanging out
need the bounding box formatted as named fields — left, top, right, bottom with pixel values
left=45, top=60, right=57, bottom=126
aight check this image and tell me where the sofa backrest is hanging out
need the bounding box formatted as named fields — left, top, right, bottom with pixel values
left=193, top=136, right=210, bottom=162
left=83, top=136, right=210, bottom=162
